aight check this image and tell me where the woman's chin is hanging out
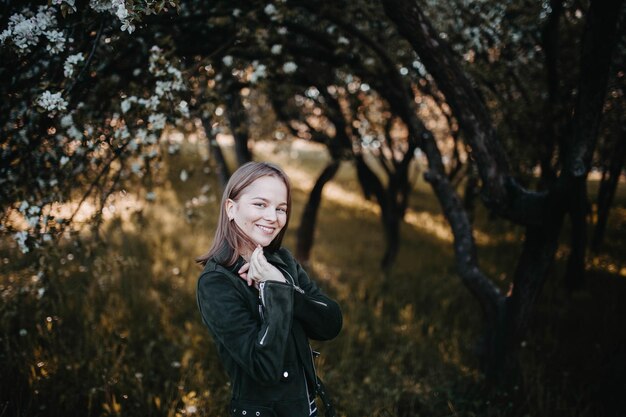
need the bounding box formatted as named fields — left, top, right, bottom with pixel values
left=252, top=237, right=273, bottom=247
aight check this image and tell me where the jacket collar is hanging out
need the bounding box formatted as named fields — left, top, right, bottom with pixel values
left=265, top=250, right=288, bottom=268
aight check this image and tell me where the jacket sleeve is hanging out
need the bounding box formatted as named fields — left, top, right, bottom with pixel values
left=197, top=270, right=294, bottom=384
left=291, top=261, right=343, bottom=341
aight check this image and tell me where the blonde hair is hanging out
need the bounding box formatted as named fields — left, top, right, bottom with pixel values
left=196, top=161, right=292, bottom=267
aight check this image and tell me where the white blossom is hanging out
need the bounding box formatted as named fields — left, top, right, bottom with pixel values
left=89, top=0, right=134, bottom=33
left=1, top=6, right=58, bottom=53
left=45, top=30, right=66, bottom=54
left=121, top=20, right=135, bottom=34
left=177, top=100, right=190, bottom=118
left=282, top=61, right=297, bottom=74
left=116, top=4, right=128, bottom=20
left=148, top=113, right=166, bottom=130
left=271, top=44, right=282, bottom=55
left=222, top=55, right=233, bottom=67
left=27, top=215, right=39, bottom=227
left=67, top=126, right=82, bottom=140
left=138, top=95, right=160, bottom=111
left=264, top=4, right=277, bottom=16
left=37, top=90, right=68, bottom=112
left=121, top=96, right=137, bottom=113
left=14, top=231, right=29, bottom=253
left=60, top=114, right=73, bottom=128
left=60, top=155, right=69, bottom=166
left=180, top=169, right=188, bottom=182
left=155, top=80, right=173, bottom=97
left=250, top=64, right=267, bottom=83
left=129, top=137, right=140, bottom=152
left=136, top=128, right=148, bottom=142
left=63, top=53, right=84, bottom=78
left=114, top=125, right=130, bottom=140
left=337, top=36, right=350, bottom=45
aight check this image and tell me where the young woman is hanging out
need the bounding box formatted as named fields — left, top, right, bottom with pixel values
left=196, top=161, right=342, bottom=417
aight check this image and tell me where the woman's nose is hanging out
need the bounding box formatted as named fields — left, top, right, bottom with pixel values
left=263, top=207, right=278, bottom=221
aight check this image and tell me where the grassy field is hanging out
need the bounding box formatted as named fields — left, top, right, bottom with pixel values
left=1, top=137, right=625, bottom=417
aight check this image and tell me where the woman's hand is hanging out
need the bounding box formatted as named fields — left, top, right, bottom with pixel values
left=238, top=246, right=286, bottom=286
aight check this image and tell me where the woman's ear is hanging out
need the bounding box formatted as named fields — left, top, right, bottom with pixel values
left=225, top=199, right=235, bottom=221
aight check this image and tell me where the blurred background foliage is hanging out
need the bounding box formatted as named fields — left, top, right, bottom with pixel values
left=1, top=0, right=625, bottom=416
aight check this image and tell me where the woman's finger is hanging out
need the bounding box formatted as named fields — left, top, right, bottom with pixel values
left=238, top=262, right=250, bottom=274
left=250, top=250, right=263, bottom=276
left=238, top=263, right=253, bottom=286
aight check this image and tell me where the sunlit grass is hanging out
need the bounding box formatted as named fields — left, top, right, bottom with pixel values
left=1, top=137, right=625, bottom=417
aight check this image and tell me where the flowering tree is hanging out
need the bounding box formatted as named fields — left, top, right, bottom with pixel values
left=1, top=0, right=187, bottom=253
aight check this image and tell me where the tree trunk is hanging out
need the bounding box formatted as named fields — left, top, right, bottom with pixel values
left=538, top=0, right=564, bottom=189
left=564, top=179, right=589, bottom=290
left=496, top=208, right=564, bottom=380
left=225, top=82, right=252, bottom=166
left=463, top=163, right=479, bottom=223
left=592, top=128, right=626, bottom=251
left=296, top=160, right=341, bottom=264
left=354, top=155, right=404, bottom=269
left=201, top=117, right=230, bottom=189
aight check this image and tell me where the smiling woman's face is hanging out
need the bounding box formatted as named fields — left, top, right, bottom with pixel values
left=226, top=175, right=288, bottom=249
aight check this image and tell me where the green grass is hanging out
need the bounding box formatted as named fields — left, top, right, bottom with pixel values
left=1, top=138, right=625, bottom=417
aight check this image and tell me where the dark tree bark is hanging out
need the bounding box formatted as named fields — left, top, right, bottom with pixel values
left=463, top=162, right=479, bottom=223
left=538, top=0, right=565, bottom=188
left=224, top=79, right=252, bottom=167
left=201, top=117, right=230, bottom=189
left=382, top=0, right=624, bottom=381
left=592, top=127, right=626, bottom=251
left=564, top=181, right=590, bottom=290
left=296, top=160, right=341, bottom=264
left=353, top=152, right=411, bottom=270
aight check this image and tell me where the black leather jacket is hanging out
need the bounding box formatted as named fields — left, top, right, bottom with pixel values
left=197, top=248, right=342, bottom=417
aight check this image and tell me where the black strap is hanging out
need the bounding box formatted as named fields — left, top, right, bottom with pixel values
left=316, top=376, right=336, bottom=417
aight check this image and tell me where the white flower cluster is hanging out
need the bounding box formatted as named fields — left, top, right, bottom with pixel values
left=282, top=61, right=297, bottom=74
left=63, top=53, right=84, bottom=78
left=222, top=55, right=233, bottom=67
left=37, top=90, right=68, bottom=113
left=122, top=45, right=187, bottom=121
left=59, top=113, right=85, bottom=141
left=178, top=100, right=190, bottom=118
left=89, top=0, right=135, bottom=33
left=14, top=231, right=29, bottom=253
left=0, top=6, right=65, bottom=55
left=148, top=113, right=166, bottom=130
left=250, top=63, right=267, bottom=84
left=45, top=29, right=66, bottom=54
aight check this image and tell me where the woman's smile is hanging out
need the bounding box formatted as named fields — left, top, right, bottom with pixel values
left=256, top=224, right=276, bottom=234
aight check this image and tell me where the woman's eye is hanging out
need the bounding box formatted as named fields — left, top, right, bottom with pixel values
left=253, top=202, right=265, bottom=208
left=277, top=207, right=287, bottom=214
